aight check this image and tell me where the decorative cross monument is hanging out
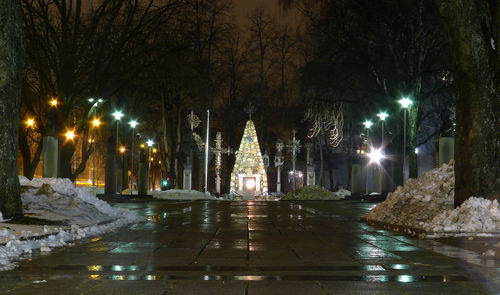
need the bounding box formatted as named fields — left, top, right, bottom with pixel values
left=244, top=103, right=256, bottom=120
left=287, top=130, right=301, bottom=190
left=230, top=119, right=268, bottom=199
left=213, top=132, right=232, bottom=194
left=183, top=111, right=201, bottom=190
left=274, top=139, right=284, bottom=193
left=305, top=142, right=315, bottom=186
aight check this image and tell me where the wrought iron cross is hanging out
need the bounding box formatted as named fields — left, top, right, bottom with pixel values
left=186, top=111, right=201, bottom=131
left=244, top=103, right=256, bottom=120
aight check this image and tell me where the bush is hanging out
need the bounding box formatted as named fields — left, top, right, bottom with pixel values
left=281, top=185, right=343, bottom=200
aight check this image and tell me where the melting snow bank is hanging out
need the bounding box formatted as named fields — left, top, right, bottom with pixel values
left=153, top=189, right=216, bottom=200
left=365, top=162, right=500, bottom=237
left=0, top=177, right=144, bottom=271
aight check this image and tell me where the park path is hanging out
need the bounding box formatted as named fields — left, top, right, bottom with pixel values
left=0, top=201, right=497, bottom=294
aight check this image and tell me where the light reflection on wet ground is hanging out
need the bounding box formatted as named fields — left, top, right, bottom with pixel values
left=0, top=200, right=499, bottom=294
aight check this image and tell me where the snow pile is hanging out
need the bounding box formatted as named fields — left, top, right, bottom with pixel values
left=0, top=177, right=144, bottom=271
left=365, top=162, right=454, bottom=228
left=153, top=189, right=216, bottom=200
left=365, top=162, right=500, bottom=236
left=20, top=177, right=136, bottom=226
left=281, top=185, right=347, bottom=200
left=423, top=197, right=500, bottom=233
left=0, top=218, right=136, bottom=271
left=334, top=189, right=351, bottom=199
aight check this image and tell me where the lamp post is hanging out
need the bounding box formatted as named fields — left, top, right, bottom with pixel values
left=377, top=112, right=388, bottom=147
left=91, top=118, right=101, bottom=187
left=363, top=120, right=373, bottom=144
left=89, top=98, right=103, bottom=187
left=205, top=109, right=210, bottom=193
left=129, top=120, right=138, bottom=194
left=398, top=97, right=412, bottom=183
left=112, top=111, right=124, bottom=149
left=147, top=139, right=154, bottom=191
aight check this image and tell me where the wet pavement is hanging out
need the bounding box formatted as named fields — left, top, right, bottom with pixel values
left=1, top=200, right=499, bottom=294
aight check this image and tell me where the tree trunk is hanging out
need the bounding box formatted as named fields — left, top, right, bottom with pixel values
left=318, top=135, right=324, bottom=186
left=0, top=0, right=24, bottom=218
left=438, top=0, right=500, bottom=205
left=60, top=141, right=76, bottom=180
left=408, top=103, right=419, bottom=178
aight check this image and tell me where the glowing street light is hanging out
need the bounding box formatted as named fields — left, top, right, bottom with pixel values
left=65, top=130, right=75, bottom=141
left=368, top=148, right=385, bottom=164
left=112, top=111, right=124, bottom=120
left=398, top=97, right=413, bottom=183
left=49, top=98, right=58, bottom=107
left=363, top=120, right=373, bottom=143
left=120, top=146, right=126, bottom=153
left=398, top=97, right=413, bottom=109
left=363, top=120, right=373, bottom=129
left=26, top=118, right=35, bottom=128
left=129, top=120, right=138, bottom=128
left=377, top=112, right=389, bottom=121
left=377, top=112, right=389, bottom=146
left=92, top=118, right=101, bottom=127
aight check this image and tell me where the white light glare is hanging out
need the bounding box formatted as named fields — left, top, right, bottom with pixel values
left=129, top=120, right=138, bottom=128
left=146, top=139, right=154, bottom=147
left=398, top=97, right=412, bottom=109
left=112, top=111, right=124, bottom=120
left=377, top=112, right=389, bottom=121
left=368, top=148, right=384, bottom=163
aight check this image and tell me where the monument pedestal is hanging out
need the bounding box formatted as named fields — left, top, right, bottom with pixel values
left=42, top=136, right=59, bottom=178
left=306, top=165, right=315, bottom=186
left=439, top=137, right=454, bottom=166
left=183, top=169, right=192, bottom=190
left=350, top=163, right=361, bottom=199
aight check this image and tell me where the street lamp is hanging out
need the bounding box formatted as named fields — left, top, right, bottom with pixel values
left=147, top=139, right=154, bottom=191
left=129, top=120, right=138, bottom=194
left=398, top=97, right=412, bottom=183
left=377, top=112, right=389, bottom=147
left=26, top=118, right=35, bottom=128
left=368, top=148, right=384, bottom=164
left=90, top=99, right=103, bottom=187
left=49, top=98, right=58, bottom=107
left=65, top=130, right=75, bottom=141
left=363, top=120, right=373, bottom=143
left=112, top=111, right=124, bottom=149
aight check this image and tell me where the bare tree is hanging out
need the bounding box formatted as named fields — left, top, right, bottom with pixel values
left=437, top=0, right=499, bottom=205
left=0, top=0, right=24, bottom=218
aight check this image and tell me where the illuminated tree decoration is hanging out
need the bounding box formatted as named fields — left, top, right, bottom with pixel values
left=230, top=120, right=268, bottom=195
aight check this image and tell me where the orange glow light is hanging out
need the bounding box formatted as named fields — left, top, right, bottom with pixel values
left=50, top=98, right=58, bottom=107
left=65, top=130, right=75, bottom=140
